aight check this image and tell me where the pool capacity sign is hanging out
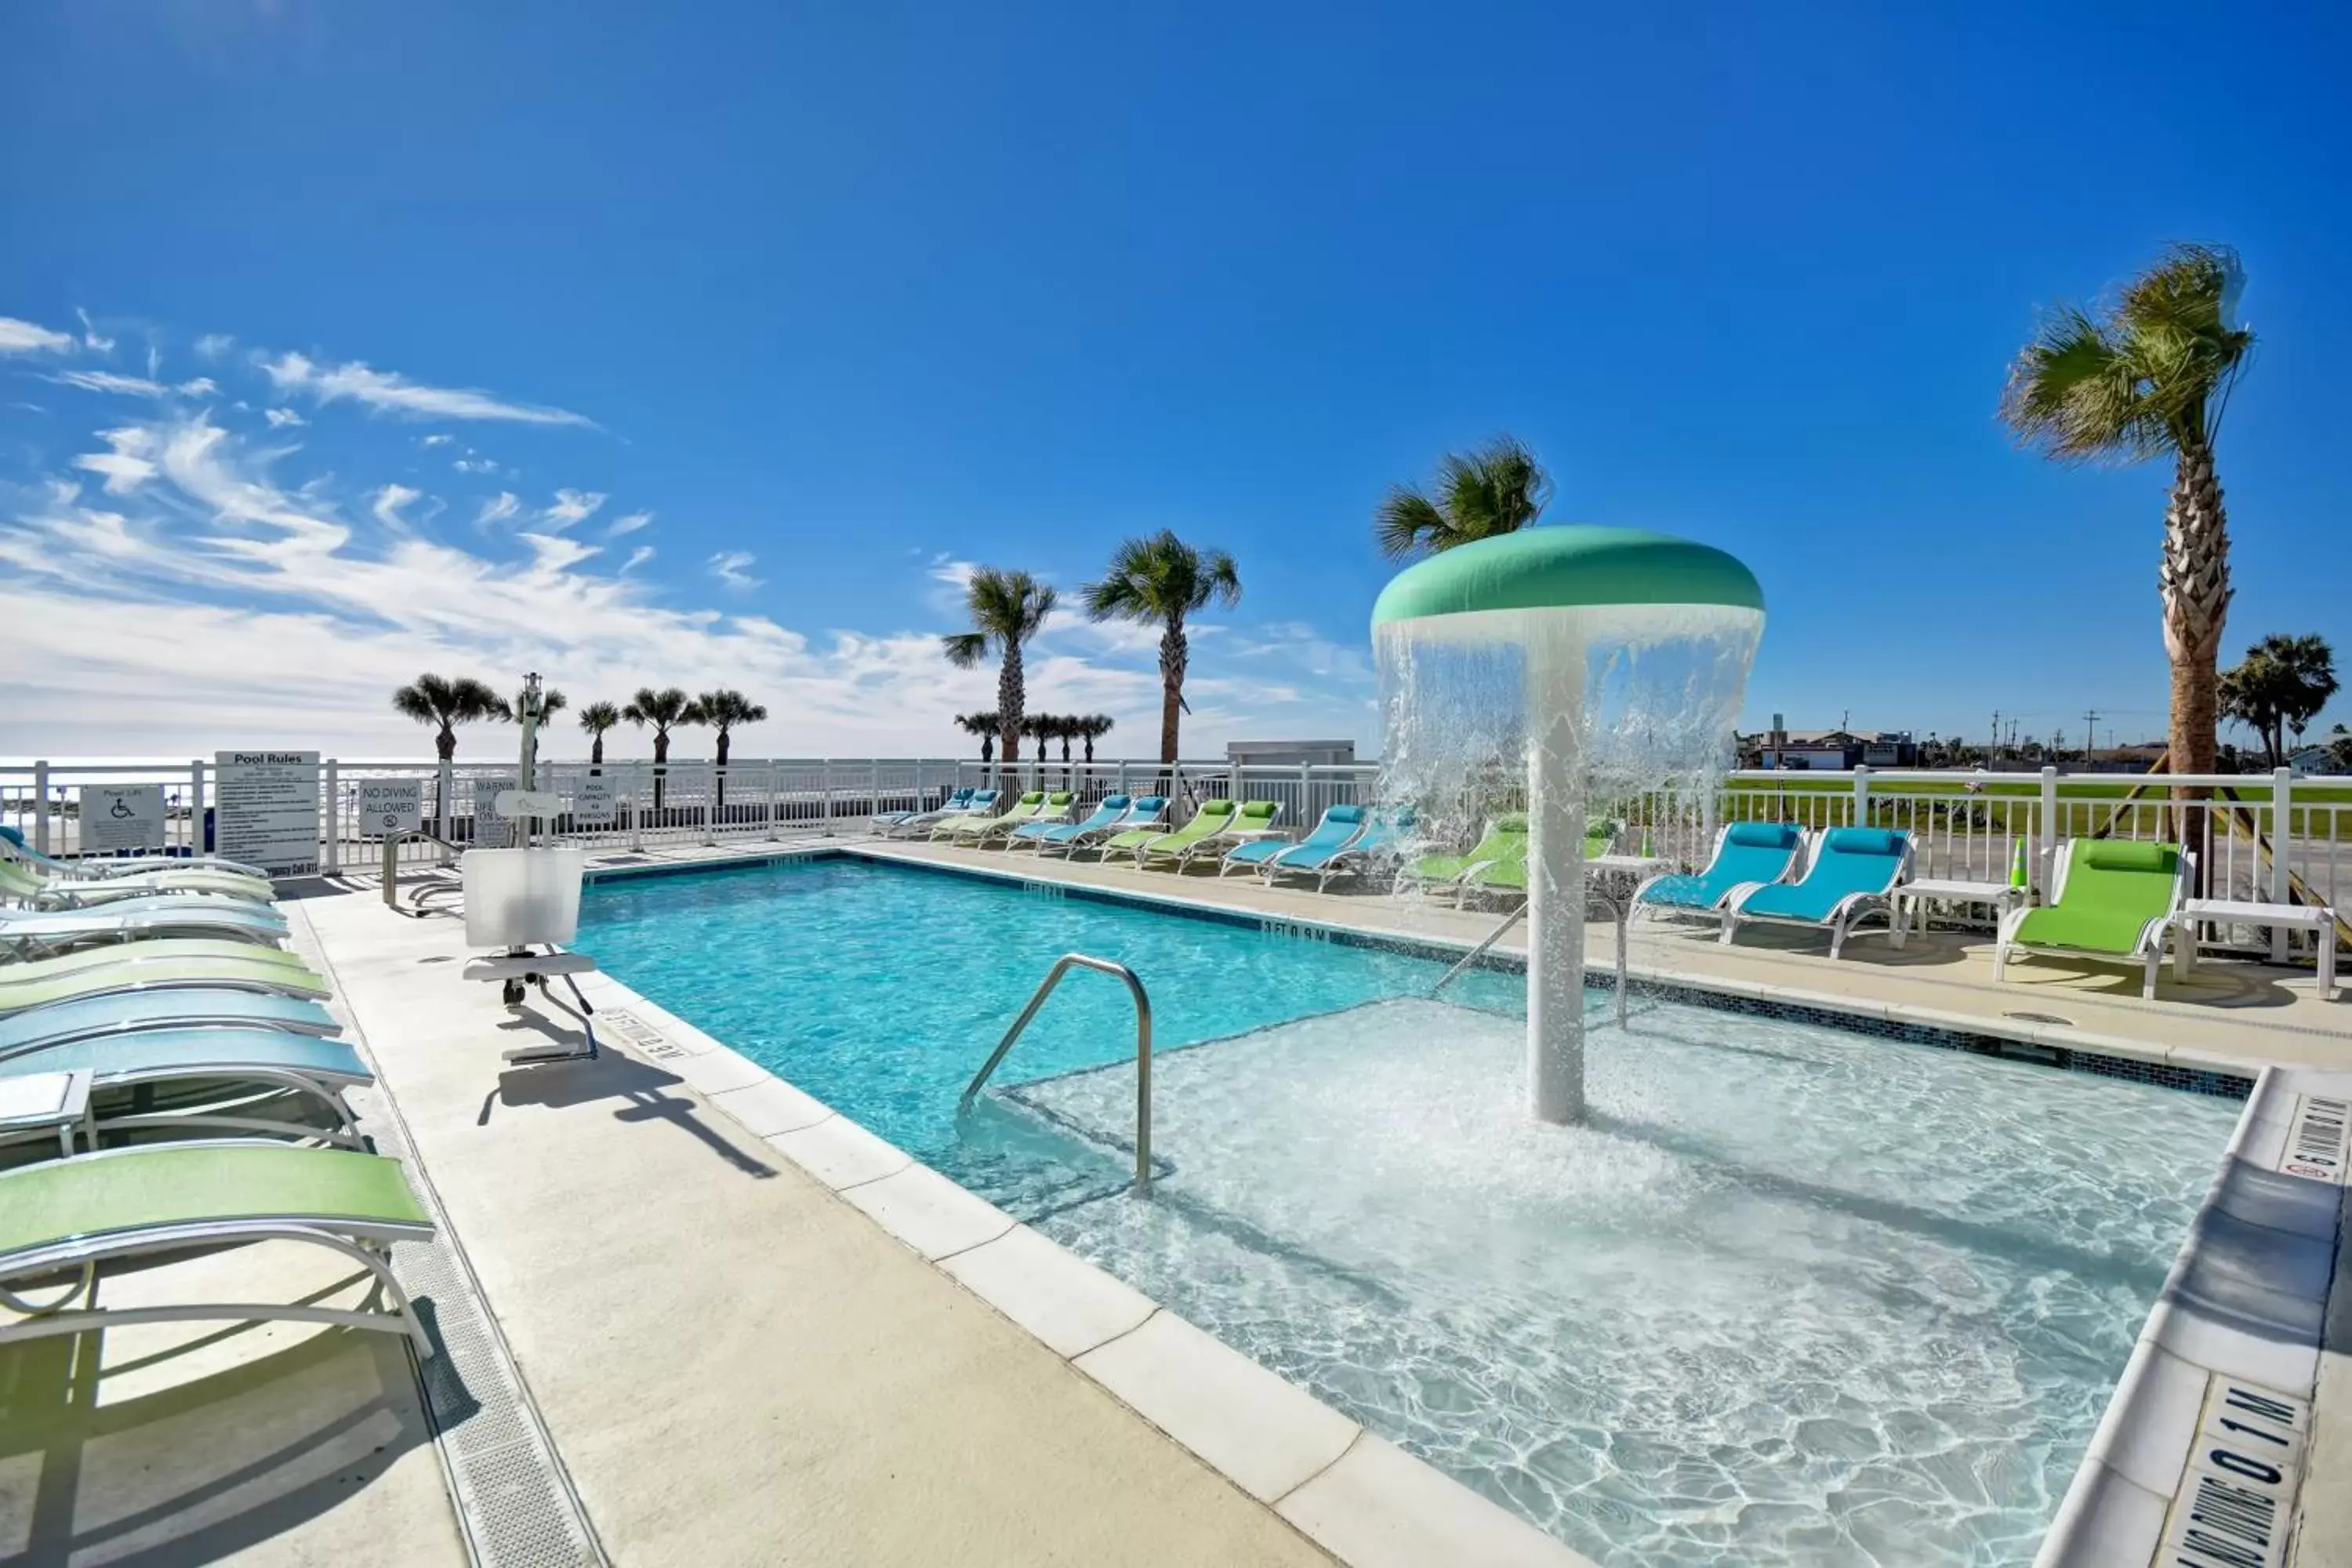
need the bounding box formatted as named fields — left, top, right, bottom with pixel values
left=78, top=784, right=166, bottom=854
left=215, top=751, right=321, bottom=878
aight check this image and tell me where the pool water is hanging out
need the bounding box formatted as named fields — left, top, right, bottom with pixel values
left=579, top=855, right=2240, bottom=1567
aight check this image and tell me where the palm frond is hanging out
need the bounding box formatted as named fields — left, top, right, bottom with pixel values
left=578, top=701, right=621, bottom=735
left=941, top=631, right=989, bottom=668
left=1374, top=488, right=1450, bottom=560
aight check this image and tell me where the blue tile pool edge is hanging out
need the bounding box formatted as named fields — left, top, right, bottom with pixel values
left=583, top=844, right=2254, bottom=1103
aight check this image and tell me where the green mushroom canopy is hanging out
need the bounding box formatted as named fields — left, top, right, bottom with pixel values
left=1371, top=527, right=1764, bottom=632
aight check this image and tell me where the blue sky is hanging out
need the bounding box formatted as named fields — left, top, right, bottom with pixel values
left=2, top=0, right=2347, bottom=760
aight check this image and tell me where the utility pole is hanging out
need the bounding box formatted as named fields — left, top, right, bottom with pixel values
left=2083, top=709, right=2100, bottom=768
left=1990, top=710, right=2002, bottom=767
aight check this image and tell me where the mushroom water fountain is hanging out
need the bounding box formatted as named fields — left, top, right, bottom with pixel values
left=1372, top=527, right=1765, bottom=1124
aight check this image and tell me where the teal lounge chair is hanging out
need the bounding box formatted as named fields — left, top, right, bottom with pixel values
left=1223, top=804, right=1364, bottom=878
left=0, top=902, right=290, bottom=957
left=1015, top=794, right=1129, bottom=850
left=1634, top=822, right=1805, bottom=919
left=0, top=988, right=339, bottom=1060
left=1719, top=826, right=1913, bottom=957
left=0, top=1142, right=437, bottom=1355
left=1993, top=839, right=2191, bottom=1000
left=885, top=788, right=998, bottom=840
left=0, top=824, right=270, bottom=882
left=873, top=786, right=974, bottom=831
left=969, top=790, right=1074, bottom=847
left=1, top=1029, right=373, bottom=1149
left=1279, top=806, right=1415, bottom=891
left=1052, top=797, right=1168, bottom=859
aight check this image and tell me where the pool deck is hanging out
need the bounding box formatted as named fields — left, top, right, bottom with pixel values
left=5, top=828, right=2347, bottom=1566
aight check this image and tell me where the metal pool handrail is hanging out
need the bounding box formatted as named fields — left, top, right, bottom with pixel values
left=1430, top=906, right=1527, bottom=998
left=962, top=953, right=1155, bottom=1196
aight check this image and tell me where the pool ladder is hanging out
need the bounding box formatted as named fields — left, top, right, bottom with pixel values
left=961, top=953, right=1155, bottom=1196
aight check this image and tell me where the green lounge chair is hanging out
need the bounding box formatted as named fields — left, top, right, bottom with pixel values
left=1120, top=798, right=1240, bottom=866
left=1, top=1029, right=373, bottom=1150
left=0, top=824, right=270, bottom=881
left=0, top=901, right=291, bottom=957
left=1146, top=800, right=1280, bottom=870
left=1994, top=839, right=2190, bottom=999
left=1719, top=826, right=1913, bottom=957
left=1406, top=815, right=1529, bottom=899
left=0, top=955, right=332, bottom=1016
left=0, top=989, right=339, bottom=1060
left=1461, top=817, right=1620, bottom=900
left=0, top=936, right=310, bottom=982
left=933, top=789, right=1045, bottom=842
left=966, top=790, right=1075, bottom=847
left=0, top=1142, right=435, bottom=1355
left=1, top=857, right=275, bottom=909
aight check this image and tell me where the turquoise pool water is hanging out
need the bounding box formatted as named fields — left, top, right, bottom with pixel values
left=577, top=854, right=2241, bottom=1568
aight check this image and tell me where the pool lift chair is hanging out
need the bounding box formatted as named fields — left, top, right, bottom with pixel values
left=459, top=673, right=601, bottom=1065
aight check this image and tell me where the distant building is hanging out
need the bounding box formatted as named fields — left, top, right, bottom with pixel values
left=2078, top=744, right=2167, bottom=774
left=1740, top=728, right=1917, bottom=770
left=1225, top=739, right=1358, bottom=768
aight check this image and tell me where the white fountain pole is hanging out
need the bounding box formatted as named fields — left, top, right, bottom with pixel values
left=1524, top=619, right=1588, bottom=1123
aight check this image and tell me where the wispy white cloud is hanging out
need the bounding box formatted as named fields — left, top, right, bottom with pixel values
left=372, top=483, right=423, bottom=531
left=475, top=491, right=521, bottom=527
left=0, top=318, right=76, bottom=354
left=264, top=407, right=307, bottom=428
left=539, top=488, right=605, bottom=531
left=707, top=550, right=760, bottom=590
left=420, top=433, right=453, bottom=448
left=622, top=545, right=655, bottom=573
left=193, top=333, right=234, bottom=360
left=53, top=369, right=218, bottom=399
left=71, top=426, right=160, bottom=495
left=262, top=350, right=593, bottom=426
left=452, top=456, right=499, bottom=474
left=74, top=309, right=115, bottom=354
left=606, top=510, right=652, bottom=537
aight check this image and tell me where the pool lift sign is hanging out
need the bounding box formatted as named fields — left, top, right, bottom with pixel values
left=78, top=783, right=165, bottom=855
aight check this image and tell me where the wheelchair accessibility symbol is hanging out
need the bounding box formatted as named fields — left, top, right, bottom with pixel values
left=111, top=797, right=136, bottom=818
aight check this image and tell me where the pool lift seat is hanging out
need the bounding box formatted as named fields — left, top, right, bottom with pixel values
left=460, top=785, right=600, bottom=1066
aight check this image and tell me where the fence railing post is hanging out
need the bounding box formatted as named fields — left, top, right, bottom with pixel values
left=31, top=760, right=49, bottom=855
left=2272, top=766, right=2294, bottom=960
left=1852, top=764, right=1870, bottom=829
left=323, top=757, right=340, bottom=874
left=190, top=759, right=206, bottom=858
left=2039, top=766, right=2060, bottom=897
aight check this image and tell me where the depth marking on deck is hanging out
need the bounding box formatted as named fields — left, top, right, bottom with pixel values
left=2279, top=1094, right=2349, bottom=1185
left=2158, top=1376, right=2309, bottom=1568
left=600, top=1008, right=687, bottom=1061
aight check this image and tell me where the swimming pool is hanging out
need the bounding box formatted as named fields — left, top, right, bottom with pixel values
left=579, top=855, right=2241, bottom=1567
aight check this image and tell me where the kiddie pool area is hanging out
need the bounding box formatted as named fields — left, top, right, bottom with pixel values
left=579, top=852, right=2245, bottom=1568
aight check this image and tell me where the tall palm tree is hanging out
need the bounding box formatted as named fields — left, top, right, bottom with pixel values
left=390, top=673, right=508, bottom=760
left=1374, top=435, right=1552, bottom=561
left=692, top=688, right=769, bottom=808
left=622, top=686, right=699, bottom=808
left=578, top=702, right=621, bottom=767
left=2219, top=633, right=2339, bottom=768
left=2001, top=244, right=2256, bottom=845
left=942, top=568, right=1056, bottom=764
left=1081, top=531, right=1241, bottom=764
left=1074, top=713, right=1116, bottom=763
left=954, top=711, right=1000, bottom=763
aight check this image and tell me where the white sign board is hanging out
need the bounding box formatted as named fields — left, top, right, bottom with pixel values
left=215, top=751, right=321, bottom=877
left=471, top=774, right=516, bottom=849
left=574, top=775, right=619, bottom=825
left=79, top=784, right=166, bottom=855
left=358, top=779, right=423, bottom=837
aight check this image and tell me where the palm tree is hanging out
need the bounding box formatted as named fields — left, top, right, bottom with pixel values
left=1374, top=435, right=1552, bottom=561
left=1074, top=714, right=1116, bottom=763
left=390, top=673, right=508, bottom=762
left=622, top=686, right=699, bottom=808
left=578, top=702, right=621, bottom=767
left=2219, top=634, right=2339, bottom=768
left=2325, top=726, right=2352, bottom=774
left=692, top=688, right=769, bottom=808
left=942, top=568, right=1056, bottom=765
left=2001, top=244, right=2256, bottom=847
left=1081, top=531, right=1242, bottom=764
left=954, top=712, right=1000, bottom=763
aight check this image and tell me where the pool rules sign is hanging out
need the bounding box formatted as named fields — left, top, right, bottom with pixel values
left=216, top=751, right=321, bottom=877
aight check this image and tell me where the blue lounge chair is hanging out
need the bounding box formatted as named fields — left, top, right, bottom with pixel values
left=0, top=823, right=270, bottom=881
left=1718, top=826, right=1914, bottom=958
left=872, top=786, right=973, bottom=831
left=1014, top=794, right=1130, bottom=850
left=1222, top=804, right=1365, bottom=879
left=0, top=989, right=340, bottom=1059
left=0, top=902, right=290, bottom=957
left=882, top=788, right=1000, bottom=840
left=1277, top=806, right=1416, bottom=891
left=2, top=1029, right=373, bottom=1149
left=1054, top=797, right=1170, bottom=860
left=1633, top=822, right=1805, bottom=919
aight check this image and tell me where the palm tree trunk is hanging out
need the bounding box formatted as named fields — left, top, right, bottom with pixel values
left=716, top=731, right=730, bottom=811
left=654, top=731, right=670, bottom=810
left=1159, top=619, right=1187, bottom=765
left=2160, top=439, right=2230, bottom=877
left=590, top=735, right=604, bottom=767
left=997, top=644, right=1025, bottom=772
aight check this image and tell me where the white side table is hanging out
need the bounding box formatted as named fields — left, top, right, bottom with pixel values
left=1893, top=878, right=2020, bottom=948
left=2174, top=898, right=2339, bottom=1000
left=0, top=1068, right=95, bottom=1157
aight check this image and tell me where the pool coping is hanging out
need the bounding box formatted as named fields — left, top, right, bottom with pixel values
left=579, top=838, right=2348, bottom=1566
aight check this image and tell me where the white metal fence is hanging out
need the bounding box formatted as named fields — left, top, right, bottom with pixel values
left=5, top=757, right=2347, bottom=960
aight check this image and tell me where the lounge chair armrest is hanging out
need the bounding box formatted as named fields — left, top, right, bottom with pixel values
left=1717, top=880, right=1769, bottom=915
left=1994, top=903, right=2036, bottom=946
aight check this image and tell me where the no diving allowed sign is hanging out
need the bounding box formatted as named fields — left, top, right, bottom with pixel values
left=2280, top=1094, right=2348, bottom=1185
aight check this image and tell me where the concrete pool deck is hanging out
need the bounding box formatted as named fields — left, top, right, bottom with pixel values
left=3, top=829, right=2347, bottom=1565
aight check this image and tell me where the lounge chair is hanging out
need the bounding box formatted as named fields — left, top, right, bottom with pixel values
left=933, top=789, right=1045, bottom=842
left=1050, top=797, right=1169, bottom=859
left=0, top=1142, right=436, bottom=1355
left=1462, top=818, right=1621, bottom=900
left=1225, top=804, right=1364, bottom=879
left=1014, top=794, right=1129, bottom=851
left=1116, top=798, right=1239, bottom=866
left=969, top=790, right=1075, bottom=848
left=0, top=988, right=339, bottom=1059
left=0, top=955, right=332, bottom=1015
left=0, top=823, right=270, bottom=881
left=0, top=936, right=309, bottom=982
left=0, top=902, right=291, bottom=956
left=1138, top=800, right=1275, bottom=870
left=1271, top=806, right=1416, bottom=891
left=1718, top=826, right=1913, bottom=957
left=1634, top=822, right=1805, bottom=919
left=883, top=788, right=998, bottom=840
left=2, top=858, right=276, bottom=909
left=1403, top=815, right=1529, bottom=901
left=1, top=1029, right=373, bottom=1149
left=873, top=786, right=975, bottom=833
left=1993, top=839, right=2190, bottom=1000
